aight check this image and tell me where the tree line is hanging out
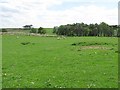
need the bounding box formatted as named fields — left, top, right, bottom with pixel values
left=53, top=22, right=120, bottom=37
left=23, top=25, right=46, bottom=34
left=30, top=27, right=46, bottom=34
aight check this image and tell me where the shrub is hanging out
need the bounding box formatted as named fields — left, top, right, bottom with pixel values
left=21, top=42, right=30, bottom=45
left=30, top=28, right=37, bottom=33
left=38, top=27, right=46, bottom=34
left=2, top=29, right=7, bottom=32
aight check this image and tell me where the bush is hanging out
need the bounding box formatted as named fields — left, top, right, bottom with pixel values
left=2, top=29, right=7, bottom=32
left=38, top=27, right=46, bottom=34
left=30, top=28, right=37, bottom=33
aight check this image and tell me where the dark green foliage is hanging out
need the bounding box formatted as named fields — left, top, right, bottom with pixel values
left=30, top=28, right=37, bottom=33
left=21, top=42, right=30, bottom=45
left=29, top=27, right=46, bottom=34
left=21, top=42, right=35, bottom=45
left=115, top=50, right=120, bottom=53
left=71, top=42, right=117, bottom=46
left=53, top=26, right=58, bottom=33
left=117, top=26, right=120, bottom=37
left=2, top=29, right=7, bottom=32
left=54, top=22, right=118, bottom=37
left=38, top=27, right=46, bottom=34
left=23, top=25, right=33, bottom=30
left=99, top=22, right=112, bottom=37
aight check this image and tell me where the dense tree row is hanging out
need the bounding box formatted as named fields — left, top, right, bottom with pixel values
left=53, top=22, right=120, bottom=37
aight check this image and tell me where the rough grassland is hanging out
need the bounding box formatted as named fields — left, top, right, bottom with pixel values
left=2, top=35, right=118, bottom=88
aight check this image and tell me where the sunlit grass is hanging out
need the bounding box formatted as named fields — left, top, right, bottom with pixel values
left=2, top=35, right=118, bottom=88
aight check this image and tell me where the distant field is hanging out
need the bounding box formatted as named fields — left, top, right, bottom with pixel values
left=43, top=28, right=54, bottom=35
left=2, top=35, right=118, bottom=88
left=0, top=28, right=54, bottom=35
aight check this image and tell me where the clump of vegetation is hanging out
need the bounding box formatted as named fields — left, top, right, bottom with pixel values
left=23, top=25, right=33, bottom=30
left=29, top=27, right=46, bottom=34
left=2, top=29, right=7, bottom=32
left=71, top=42, right=86, bottom=46
left=38, top=27, right=46, bottom=34
left=21, top=42, right=31, bottom=45
left=30, top=28, right=37, bottom=33
left=21, top=42, right=35, bottom=45
left=115, top=50, right=120, bottom=53
left=71, top=42, right=116, bottom=46
left=53, top=22, right=119, bottom=37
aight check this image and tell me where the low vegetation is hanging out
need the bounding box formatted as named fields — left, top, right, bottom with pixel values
left=2, top=29, right=7, bottom=32
left=2, top=35, right=118, bottom=88
left=1, top=22, right=119, bottom=88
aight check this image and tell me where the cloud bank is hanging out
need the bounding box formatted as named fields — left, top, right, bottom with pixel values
left=0, top=0, right=118, bottom=28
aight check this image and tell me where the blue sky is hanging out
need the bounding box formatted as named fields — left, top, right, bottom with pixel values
left=0, top=0, right=119, bottom=28
left=49, top=1, right=117, bottom=11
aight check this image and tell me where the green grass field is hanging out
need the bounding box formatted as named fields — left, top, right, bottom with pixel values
left=43, top=28, right=54, bottom=35
left=2, top=35, right=118, bottom=88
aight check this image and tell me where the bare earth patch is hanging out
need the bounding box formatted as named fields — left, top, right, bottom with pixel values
left=81, top=46, right=109, bottom=50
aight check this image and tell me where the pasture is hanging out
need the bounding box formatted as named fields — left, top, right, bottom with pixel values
left=2, top=34, right=118, bottom=88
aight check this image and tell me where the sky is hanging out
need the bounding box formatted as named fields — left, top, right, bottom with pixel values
left=0, top=0, right=119, bottom=28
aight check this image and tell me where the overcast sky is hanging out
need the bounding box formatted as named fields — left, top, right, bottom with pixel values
left=0, top=0, right=119, bottom=28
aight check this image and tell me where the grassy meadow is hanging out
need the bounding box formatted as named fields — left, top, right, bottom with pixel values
left=2, top=33, right=118, bottom=88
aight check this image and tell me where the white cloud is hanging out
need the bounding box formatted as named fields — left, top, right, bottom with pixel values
left=0, top=0, right=118, bottom=28
left=40, top=5, right=117, bottom=27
